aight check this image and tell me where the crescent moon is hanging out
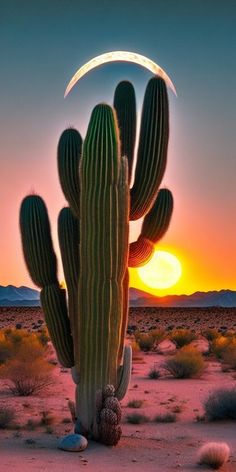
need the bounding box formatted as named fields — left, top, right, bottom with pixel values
left=64, top=51, right=177, bottom=97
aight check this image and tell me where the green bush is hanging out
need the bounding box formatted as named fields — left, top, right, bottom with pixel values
left=222, top=347, right=236, bottom=370
left=149, top=328, right=166, bottom=344
left=169, top=329, right=197, bottom=348
left=204, top=387, right=236, bottom=420
left=211, top=335, right=236, bottom=359
left=135, top=332, right=154, bottom=352
left=162, top=346, right=205, bottom=379
left=201, top=328, right=219, bottom=341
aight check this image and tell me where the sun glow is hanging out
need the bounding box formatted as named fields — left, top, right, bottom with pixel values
left=138, top=250, right=182, bottom=290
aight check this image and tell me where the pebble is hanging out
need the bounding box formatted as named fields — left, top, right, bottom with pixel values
left=58, top=434, right=88, bottom=452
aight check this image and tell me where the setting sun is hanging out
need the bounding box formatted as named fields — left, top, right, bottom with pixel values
left=137, top=250, right=182, bottom=289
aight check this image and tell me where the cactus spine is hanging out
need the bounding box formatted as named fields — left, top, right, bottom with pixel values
left=20, top=76, right=173, bottom=444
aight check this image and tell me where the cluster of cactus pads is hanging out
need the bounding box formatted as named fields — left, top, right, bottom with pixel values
left=20, top=76, right=173, bottom=445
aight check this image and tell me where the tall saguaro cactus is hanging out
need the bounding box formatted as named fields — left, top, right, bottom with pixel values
left=20, top=76, right=174, bottom=445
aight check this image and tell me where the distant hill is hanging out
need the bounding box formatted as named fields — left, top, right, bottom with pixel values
left=1, top=285, right=236, bottom=308
left=129, top=288, right=236, bottom=307
left=0, top=285, right=40, bottom=306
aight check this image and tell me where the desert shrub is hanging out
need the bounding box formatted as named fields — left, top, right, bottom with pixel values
left=127, top=399, right=144, bottom=408
left=126, top=413, right=149, bottom=424
left=148, top=365, right=161, bottom=379
left=0, top=406, right=15, bottom=429
left=40, top=410, right=55, bottom=426
left=162, top=346, right=205, bottom=378
left=0, top=336, right=13, bottom=365
left=17, top=336, right=46, bottom=361
left=201, top=328, right=219, bottom=342
left=222, top=347, right=236, bottom=370
left=154, top=413, right=176, bottom=423
left=171, top=405, right=183, bottom=414
left=0, top=329, right=47, bottom=365
left=198, top=442, right=230, bottom=469
left=210, top=335, right=236, bottom=359
left=195, top=414, right=206, bottom=422
left=149, top=328, right=166, bottom=344
left=26, top=419, right=39, bottom=430
left=131, top=340, right=143, bottom=360
left=4, top=328, right=29, bottom=346
left=0, top=357, right=54, bottom=396
left=169, top=329, right=197, bottom=348
left=204, top=387, right=236, bottom=420
left=135, top=332, right=154, bottom=352
left=37, top=328, right=50, bottom=346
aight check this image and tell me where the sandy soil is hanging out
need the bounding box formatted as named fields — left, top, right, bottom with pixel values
left=0, top=308, right=236, bottom=471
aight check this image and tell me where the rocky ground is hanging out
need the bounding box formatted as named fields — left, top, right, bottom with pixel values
left=1, top=306, right=236, bottom=333
left=0, top=307, right=236, bottom=471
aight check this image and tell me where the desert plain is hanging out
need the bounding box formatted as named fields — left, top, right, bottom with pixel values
left=0, top=306, right=236, bottom=472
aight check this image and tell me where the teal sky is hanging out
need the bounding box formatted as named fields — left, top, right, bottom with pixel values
left=0, top=0, right=236, bottom=293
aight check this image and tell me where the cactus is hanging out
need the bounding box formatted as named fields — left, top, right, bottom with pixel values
left=19, top=76, right=173, bottom=444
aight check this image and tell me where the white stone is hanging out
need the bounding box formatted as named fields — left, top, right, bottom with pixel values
left=58, top=434, right=88, bottom=452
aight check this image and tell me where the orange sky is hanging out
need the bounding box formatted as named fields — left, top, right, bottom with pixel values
left=1, top=138, right=235, bottom=296
left=1, top=3, right=236, bottom=295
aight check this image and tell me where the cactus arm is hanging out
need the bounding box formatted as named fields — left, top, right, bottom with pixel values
left=141, top=188, right=173, bottom=242
left=41, top=285, right=74, bottom=367
left=116, top=345, right=132, bottom=400
left=58, top=207, right=79, bottom=332
left=128, top=237, right=154, bottom=268
left=19, top=195, right=58, bottom=287
left=128, top=188, right=173, bottom=268
left=114, top=81, right=136, bottom=184
left=57, top=128, right=82, bottom=218
left=19, top=195, right=74, bottom=368
left=130, top=77, right=169, bottom=220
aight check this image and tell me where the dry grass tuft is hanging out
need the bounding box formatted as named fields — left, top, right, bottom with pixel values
left=162, top=346, right=205, bottom=378
left=126, top=413, right=149, bottom=424
left=169, top=329, right=196, bottom=348
left=198, top=442, right=230, bottom=469
left=154, top=413, right=177, bottom=423
left=127, top=399, right=144, bottom=408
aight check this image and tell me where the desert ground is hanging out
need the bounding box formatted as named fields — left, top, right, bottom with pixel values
left=0, top=307, right=236, bottom=472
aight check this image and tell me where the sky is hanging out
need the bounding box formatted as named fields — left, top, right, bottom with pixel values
left=0, top=0, right=235, bottom=296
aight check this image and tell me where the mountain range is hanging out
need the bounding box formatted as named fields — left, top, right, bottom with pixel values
left=129, top=288, right=236, bottom=307
left=0, top=285, right=40, bottom=306
left=0, top=285, right=236, bottom=307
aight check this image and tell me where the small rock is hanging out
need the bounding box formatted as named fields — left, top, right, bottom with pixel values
left=157, top=339, right=176, bottom=355
left=58, top=434, right=88, bottom=452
